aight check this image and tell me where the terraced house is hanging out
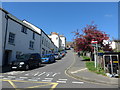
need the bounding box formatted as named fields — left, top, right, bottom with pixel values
left=1, top=8, right=58, bottom=66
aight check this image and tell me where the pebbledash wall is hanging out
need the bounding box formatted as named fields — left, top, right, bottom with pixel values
left=1, top=8, right=58, bottom=66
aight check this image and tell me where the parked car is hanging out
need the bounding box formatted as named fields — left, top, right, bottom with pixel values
left=10, top=53, right=42, bottom=70
left=41, top=54, right=55, bottom=63
left=60, top=51, right=65, bottom=57
left=54, top=53, right=62, bottom=60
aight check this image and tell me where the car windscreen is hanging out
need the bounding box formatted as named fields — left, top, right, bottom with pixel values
left=17, top=54, right=30, bottom=61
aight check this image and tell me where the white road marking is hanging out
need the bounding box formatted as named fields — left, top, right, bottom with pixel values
left=6, top=71, right=25, bottom=75
left=52, top=73, right=60, bottom=77
left=45, top=78, right=53, bottom=80
left=0, top=76, right=4, bottom=77
left=8, top=76, right=16, bottom=78
left=19, top=77, right=28, bottom=79
left=71, top=68, right=87, bottom=74
left=56, top=81, right=66, bottom=83
left=42, top=80, right=52, bottom=82
left=15, top=78, right=24, bottom=80
left=28, top=79, right=38, bottom=81
left=38, top=72, right=45, bottom=76
left=58, top=79, right=67, bottom=81
left=34, top=72, right=39, bottom=76
left=72, top=81, right=84, bottom=84
left=3, top=78, right=10, bottom=79
left=46, top=74, right=50, bottom=77
left=25, top=74, right=29, bottom=76
left=52, top=73, right=57, bottom=77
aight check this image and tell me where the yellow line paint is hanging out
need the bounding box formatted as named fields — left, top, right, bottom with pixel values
left=27, top=83, right=52, bottom=88
left=1, top=79, right=59, bottom=89
left=50, top=83, right=59, bottom=90
left=8, top=80, right=17, bottom=88
left=0, top=79, right=52, bottom=83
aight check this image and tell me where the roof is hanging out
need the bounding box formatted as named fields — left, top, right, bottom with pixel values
left=51, top=32, right=59, bottom=35
left=0, top=8, right=40, bottom=35
left=23, top=20, right=41, bottom=35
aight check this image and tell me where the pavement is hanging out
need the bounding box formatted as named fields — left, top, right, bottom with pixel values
left=65, top=53, right=119, bottom=86
left=0, top=65, right=11, bottom=73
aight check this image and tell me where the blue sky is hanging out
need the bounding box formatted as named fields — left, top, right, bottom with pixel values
left=2, top=2, right=118, bottom=41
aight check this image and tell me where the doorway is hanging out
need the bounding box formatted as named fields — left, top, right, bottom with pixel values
left=4, top=50, right=12, bottom=66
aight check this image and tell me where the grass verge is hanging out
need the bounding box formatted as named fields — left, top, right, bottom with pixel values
left=82, top=56, right=91, bottom=60
left=86, top=61, right=106, bottom=76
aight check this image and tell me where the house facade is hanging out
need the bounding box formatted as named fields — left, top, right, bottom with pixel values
left=23, top=20, right=58, bottom=56
left=59, top=35, right=66, bottom=50
left=48, top=32, right=66, bottom=50
left=48, top=32, right=62, bottom=49
left=1, top=8, right=58, bottom=66
left=41, top=31, right=58, bottom=56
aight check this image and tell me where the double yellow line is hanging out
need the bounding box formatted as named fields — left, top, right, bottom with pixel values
left=1, top=79, right=58, bottom=90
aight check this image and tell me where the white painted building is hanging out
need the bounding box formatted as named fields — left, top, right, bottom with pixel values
left=1, top=8, right=58, bottom=66
left=23, top=20, right=58, bottom=56
left=48, top=32, right=62, bottom=49
left=48, top=32, right=66, bottom=50
left=59, top=35, right=66, bottom=50
left=41, top=31, right=58, bottom=56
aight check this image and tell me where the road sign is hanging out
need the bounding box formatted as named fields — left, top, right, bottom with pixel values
left=91, top=39, right=98, bottom=44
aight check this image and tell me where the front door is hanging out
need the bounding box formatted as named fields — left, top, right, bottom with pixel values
left=4, top=50, right=12, bottom=66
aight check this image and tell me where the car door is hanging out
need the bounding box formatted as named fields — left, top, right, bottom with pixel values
left=35, top=54, right=41, bottom=64
left=49, top=55, right=52, bottom=62
left=34, top=54, right=40, bottom=65
left=29, top=54, right=36, bottom=66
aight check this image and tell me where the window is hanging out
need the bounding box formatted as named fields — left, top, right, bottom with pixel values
left=8, top=32, right=15, bottom=44
left=21, top=26, right=27, bottom=34
left=33, top=32, right=35, bottom=40
left=29, top=41, right=34, bottom=49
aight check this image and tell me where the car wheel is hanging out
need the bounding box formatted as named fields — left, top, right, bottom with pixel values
left=25, top=65, right=29, bottom=70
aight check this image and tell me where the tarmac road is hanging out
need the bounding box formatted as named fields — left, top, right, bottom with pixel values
left=0, top=50, right=118, bottom=89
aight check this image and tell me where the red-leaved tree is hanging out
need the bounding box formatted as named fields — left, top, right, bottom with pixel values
left=73, top=23, right=111, bottom=52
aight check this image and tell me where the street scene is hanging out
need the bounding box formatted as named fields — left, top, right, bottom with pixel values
left=1, top=50, right=118, bottom=89
left=0, top=1, right=119, bottom=90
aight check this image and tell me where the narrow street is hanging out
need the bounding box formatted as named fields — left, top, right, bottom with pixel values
left=1, top=50, right=118, bottom=89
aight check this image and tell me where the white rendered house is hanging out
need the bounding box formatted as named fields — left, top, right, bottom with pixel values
left=59, top=35, right=66, bottom=50
left=1, top=8, right=58, bottom=66
left=48, top=32, right=62, bottom=49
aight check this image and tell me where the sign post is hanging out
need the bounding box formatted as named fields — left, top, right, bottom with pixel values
left=91, top=39, right=98, bottom=68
